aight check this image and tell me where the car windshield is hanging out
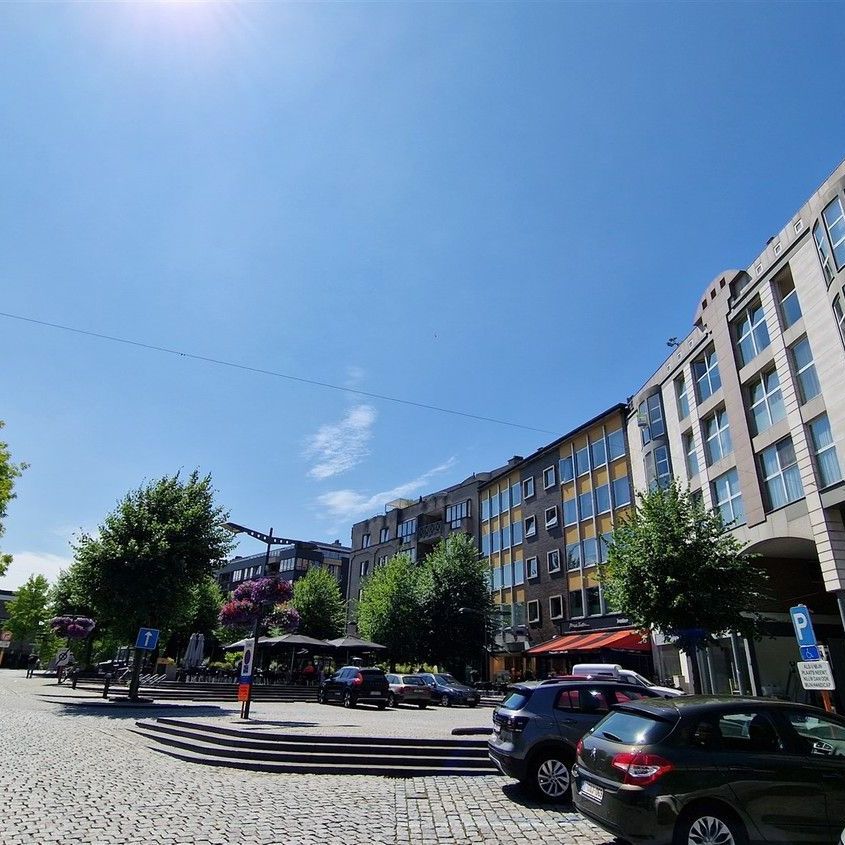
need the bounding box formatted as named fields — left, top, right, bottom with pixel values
left=435, top=674, right=459, bottom=685
left=402, top=676, right=425, bottom=685
left=591, top=710, right=675, bottom=745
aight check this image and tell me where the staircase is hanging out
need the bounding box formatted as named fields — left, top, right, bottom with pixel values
left=133, top=717, right=496, bottom=777
left=74, top=680, right=317, bottom=703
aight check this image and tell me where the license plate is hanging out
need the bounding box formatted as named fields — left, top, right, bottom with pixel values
left=369, top=690, right=381, bottom=696
left=580, top=782, right=604, bottom=804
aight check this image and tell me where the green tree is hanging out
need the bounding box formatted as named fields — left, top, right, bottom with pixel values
left=292, top=565, right=345, bottom=640
left=5, top=574, right=51, bottom=643
left=357, top=553, right=425, bottom=669
left=418, top=532, right=493, bottom=675
left=600, top=480, right=767, bottom=692
left=71, top=471, right=234, bottom=642
left=0, top=421, right=28, bottom=577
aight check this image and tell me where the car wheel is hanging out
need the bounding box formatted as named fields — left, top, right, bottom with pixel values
left=440, top=694, right=451, bottom=707
left=674, top=807, right=747, bottom=845
left=418, top=703, right=427, bottom=709
left=530, top=752, right=572, bottom=802
left=387, top=692, right=396, bottom=708
left=343, top=691, right=356, bottom=709
left=467, top=700, right=478, bottom=708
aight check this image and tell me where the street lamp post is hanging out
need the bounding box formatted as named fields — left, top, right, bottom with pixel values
left=222, top=522, right=306, bottom=720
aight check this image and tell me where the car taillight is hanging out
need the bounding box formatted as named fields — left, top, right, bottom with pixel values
left=611, top=752, right=673, bottom=786
left=576, top=738, right=584, bottom=759
left=351, top=672, right=363, bottom=687
left=506, top=716, right=529, bottom=732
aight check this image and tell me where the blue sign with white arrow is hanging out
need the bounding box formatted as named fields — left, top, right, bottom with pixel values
left=135, top=627, right=160, bottom=651
left=790, top=605, right=818, bottom=660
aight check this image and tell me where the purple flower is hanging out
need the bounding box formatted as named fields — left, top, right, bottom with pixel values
left=219, top=599, right=259, bottom=626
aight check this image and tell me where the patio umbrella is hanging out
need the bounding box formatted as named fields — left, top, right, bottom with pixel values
left=326, top=635, right=387, bottom=665
left=184, top=633, right=202, bottom=668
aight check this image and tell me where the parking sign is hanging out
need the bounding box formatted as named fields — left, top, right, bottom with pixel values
left=790, top=605, right=817, bottom=649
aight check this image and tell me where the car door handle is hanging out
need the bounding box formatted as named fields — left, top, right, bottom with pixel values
left=560, top=718, right=577, bottom=725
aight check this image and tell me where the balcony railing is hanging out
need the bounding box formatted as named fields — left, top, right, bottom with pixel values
left=416, top=521, right=445, bottom=543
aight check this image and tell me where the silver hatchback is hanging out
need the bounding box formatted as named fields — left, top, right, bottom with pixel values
left=488, top=680, right=663, bottom=802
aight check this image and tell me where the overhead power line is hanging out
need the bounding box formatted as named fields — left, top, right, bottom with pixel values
left=0, top=311, right=557, bottom=435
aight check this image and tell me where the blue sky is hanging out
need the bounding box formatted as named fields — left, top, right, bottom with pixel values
left=1, top=2, right=844, bottom=589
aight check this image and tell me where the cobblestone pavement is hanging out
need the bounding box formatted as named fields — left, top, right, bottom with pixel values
left=0, top=672, right=614, bottom=845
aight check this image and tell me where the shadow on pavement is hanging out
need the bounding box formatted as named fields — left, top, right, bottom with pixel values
left=52, top=702, right=231, bottom=720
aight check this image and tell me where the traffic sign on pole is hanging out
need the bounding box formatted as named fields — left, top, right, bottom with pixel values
left=790, top=605, right=818, bottom=651
left=797, top=660, right=836, bottom=691
left=135, top=628, right=160, bottom=651
left=240, top=643, right=256, bottom=684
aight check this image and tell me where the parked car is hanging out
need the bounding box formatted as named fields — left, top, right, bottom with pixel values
left=385, top=673, right=431, bottom=709
left=572, top=663, right=682, bottom=697
left=489, top=680, right=663, bottom=801
left=317, top=666, right=389, bottom=709
left=418, top=672, right=481, bottom=707
left=573, top=696, right=845, bottom=844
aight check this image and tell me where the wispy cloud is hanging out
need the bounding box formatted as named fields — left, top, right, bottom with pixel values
left=344, top=365, right=366, bottom=389
left=0, top=551, right=74, bottom=590
left=305, top=404, right=377, bottom=480
left=316, top=458, right=457, bottom=523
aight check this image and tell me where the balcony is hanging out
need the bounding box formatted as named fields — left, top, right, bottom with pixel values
left=416, top=520, right=445, bottom=544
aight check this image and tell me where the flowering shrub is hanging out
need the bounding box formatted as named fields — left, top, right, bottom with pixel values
left=219, top=576, right=297, bottom=632
left=50, top=616, right=96, bottom=639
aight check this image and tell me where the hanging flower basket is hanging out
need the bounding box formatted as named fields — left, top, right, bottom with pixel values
left=49, top=616, right=96, bottom=639
left=220, top=576, right=297, bottom=632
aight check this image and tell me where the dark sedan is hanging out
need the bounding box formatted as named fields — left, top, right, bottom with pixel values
left=418, top=672, right=480, bottom=707
left=573, top=696, right=845, bottom=845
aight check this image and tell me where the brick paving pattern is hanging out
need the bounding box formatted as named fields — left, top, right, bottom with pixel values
left=0, top=672, right=614, bottom=845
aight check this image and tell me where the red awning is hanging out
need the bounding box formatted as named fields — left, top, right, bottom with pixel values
left=525, top=628, right=650, bottom=656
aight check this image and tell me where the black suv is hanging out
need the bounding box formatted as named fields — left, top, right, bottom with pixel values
left=317, top=666, right=389, bottom=709
left=489, top=680, right=662, bottom=802
left=574, top=696, right=845, bottom=844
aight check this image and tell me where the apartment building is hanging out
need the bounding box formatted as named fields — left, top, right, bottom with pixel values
left=480, top=405, right=651, bottom=679
left=216, top=539, right=350, bottom=600
left=346, top=466, right=513, bottom=612
left=628, top=159, right=845, bottom=697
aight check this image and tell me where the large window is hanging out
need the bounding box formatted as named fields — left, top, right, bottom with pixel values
left=559, top=455, right=574, bottom=483
left=512, top=519, right=523, bottom=546
left=501, top=523, right=511, bottom=549
left=591, top=438, right=607, bottom=468
left=704, top=408, right=732, bottom=465
left=481, top=497, right=490, bottom=522
left=599, top=531, right=613, bottom=563
left=566, top=542, right=581, bottom=570
left=398, top=519, right=417, bottom=540
left=712, top=469, right=744, bottom=526
left=747, top=369, right=785, bottom=435
left=676, top=375, right=690, bottom=420
left=735, top=301, right=771, bottom=367
left=607, top=428, right=626, bottom=460
left=684, top=432, right=699, bottom=477
left=490, top=493, right=499, bottom=518
left=612, top=476, right=631, bottom=508
left=361, top=533, right=371, bottom=549
left=547, top=549, right=561, bottom=573
left=569, top=589, right=584, bottom=618
left=578, top=490, right=594, bottom=520
left=492, top=530, right=500, bottom=553
left=527, top=600, right=540, bottom=624
left=522, top=476, right=535, bottom=499
left=445, top=500, right=471, bottom=529
left=511, top=482, right=522, bottom=507
left=586, top=586, right=602, bottom=616
left=481, top=532, right=491, bottom=556
left=823, top=196, right=845, bottom=271
left=500, top=488, right=510, bottom=513
left=549, top=595, right=564, bottom=620
left=648, top=445, right=672, bottom=490
left=583, top=537, right=599, bottom=567
left=526, top=556, right=538, bottom=579
left=759, top=437, right=804, bottom=510
left=809, top=415, right=842, bottom=489
left=543, top=466, right=557, bottom=489
left=379, top=527, right=390, bottom=543
left=575, top=446, right=591, bottom=477
left=563, top=497, right=578, bottom=525
left=790, top=337, right=821, bottom=403
left=776, top=273, right=802, bottom=329
left=595, top=483, right=611, bottom=514
left=544, top=506, right=559, bottom=529
left=639, top=393, right=665, bottom=445
left=693, top=349, right=721, bottom=402
left=814, top=221, right=836, bottom=284
left=524, top=515, right=537, bottom=538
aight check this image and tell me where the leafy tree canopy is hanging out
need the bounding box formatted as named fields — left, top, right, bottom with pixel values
left=292, top=565, right=345, bottom=641
left=357, top=553, right=425, bottom=668
left=0, top=421, right=27, bottom=577
left=71, top=470, right=234, bottom=641
left=5, top=574, right=51, bottom=643
left=418, top=532, right=493, bottom=671
left=601, top=481, right=768, bottom=653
